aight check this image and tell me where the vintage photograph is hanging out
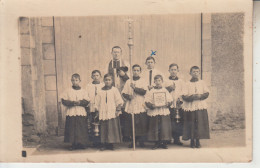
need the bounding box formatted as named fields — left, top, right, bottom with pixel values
left=19, top=13, right=247, bottom=160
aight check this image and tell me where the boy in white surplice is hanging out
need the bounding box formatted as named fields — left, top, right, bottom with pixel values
left=182, top=66, right=210, bottom=148
left=122, top=64, right=148, bottom=148
left=165, top=63, right=185, bottom=146
left=95, top=74, right=124, bottom=151
left=145, top=75, right=173, bottom=150
left=85, top=70, right=104, bottom=147
left=61, top=73, right=90, bottom=150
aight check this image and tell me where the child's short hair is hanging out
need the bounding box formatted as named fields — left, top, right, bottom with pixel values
left=146, top=56, right=156, bottom=63
left=190, top=66, right=200, bottom=73
left=104, top=73, right=113, bottom=79
left=92, top=70, right=101, bottom=76
left=154, top=74, right=163, bottom=81
left=132, top=64, right=142, bottom=71
left=117, top=66, right=128, bottom=73
left=169, top=63, right=179, bottom=69
left=112, top=46, right=122, bottom=52
left=71, top=73, right=81, bottom=80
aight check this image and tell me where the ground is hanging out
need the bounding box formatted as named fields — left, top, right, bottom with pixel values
left=33, top=129, right=245, bottom=155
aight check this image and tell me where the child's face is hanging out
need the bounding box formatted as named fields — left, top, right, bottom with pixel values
left=132, top=67, right=141, bottom=77
left=104, top=76, right=113, bottom=86
left=71, top=77, right=81, bottom=87
left=146, top=59, right=155, bottom=69
left=111, top=48, right=122, bottom=60
left=154, top=78, right=163, bottom=87
left=92, top=72, right=101, bottom=82
left=169, top=66, right=179, bottom=77
left=118, top=70, right=125, bottom=77
left=190, top=68, right=200, bottom=79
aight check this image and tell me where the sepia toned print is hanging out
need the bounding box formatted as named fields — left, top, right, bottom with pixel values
left=18, top=13, right=248, bottom=160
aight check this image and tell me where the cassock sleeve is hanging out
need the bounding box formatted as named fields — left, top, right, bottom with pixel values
left=134, top=87, right=146, bottom=96
left=61, top=99, right=75, bottom=107
left=122, top=93, right=132, bottom=101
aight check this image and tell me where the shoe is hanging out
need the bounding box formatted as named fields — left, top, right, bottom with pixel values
left=190, top=139, right=195, bottom=148
left=152, top=143, right=159, bottom=150
left=161, top=143, right=168, bottom=149
left=76, top=143, right=87, bottom=149
left=100, top=144, right=105, bottom=151
left=128, top=143, right=133, bottom=148
left=139, top=142, right=145, bottom=148
left=195, top=139, right=201, bottom=148
left=174, top=140, right=183, bottom=146
left=69, top=144, right=76, bottom=151
left=107, top=144, right=115, bottom=150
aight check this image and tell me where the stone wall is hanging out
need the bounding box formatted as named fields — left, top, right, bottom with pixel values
left=207, top=13, right=245, bottom=131
left=20, top=17, right=58, bottom=146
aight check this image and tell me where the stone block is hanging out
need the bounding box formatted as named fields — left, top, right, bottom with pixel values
left=46, top=105, right=58, bottom=134
left=45, top=75, right=57, bottom=91
left=41, top=17, right=53, bottom=27
left=30, top=35, right=36, bottom=48
left=19, top=17, right=29, bottom=34
left=44, top=60, right=56, bottom=75
left=42, top=27, right=54, bottom=43
left=43, top=44, right=55, bottom=60
left=45, top=91, right=58, bottom=106
left=22, top=113, right=35, bottom=126
left=20, top=35, right=30, bottom=48
left=21, top=48, right=31, bottom=65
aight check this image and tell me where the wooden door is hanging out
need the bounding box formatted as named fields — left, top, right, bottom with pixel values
left=54, top=14, right=201, bottom=131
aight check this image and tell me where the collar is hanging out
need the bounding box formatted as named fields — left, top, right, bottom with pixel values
left=113, top=59, right=120, bottom=62
left=102, top=85, right=112, bottom=90
left=72, top=85, right=81, bottom=90
left=154, top=86, right=162, bottom=89
left=133, top=76, right=140, bottom=81
left=92, top=81, right=101, bottom=84
left=169, top=76, right=179, bottom=80
left=190, top=78, right=199, bottom=82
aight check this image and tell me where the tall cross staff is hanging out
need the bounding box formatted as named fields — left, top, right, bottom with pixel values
left=126, top=17, right=136, bottom=150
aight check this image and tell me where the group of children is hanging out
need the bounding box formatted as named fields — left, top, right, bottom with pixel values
left=61, top=56, right=210, bottom=151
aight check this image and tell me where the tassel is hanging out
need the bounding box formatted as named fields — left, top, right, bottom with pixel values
left=106, top=91, right=107, bottom=104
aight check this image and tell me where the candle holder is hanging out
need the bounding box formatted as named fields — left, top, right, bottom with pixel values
left=92, top=122, right=100, bottom=137
left=175, top=98, right=182, bottom=123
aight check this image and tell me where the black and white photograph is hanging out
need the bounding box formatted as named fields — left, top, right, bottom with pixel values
left=0, top=0, right=253, bottom=163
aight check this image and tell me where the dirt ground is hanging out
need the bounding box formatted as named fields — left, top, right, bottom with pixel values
left=33, top=129, right=245, bottom=155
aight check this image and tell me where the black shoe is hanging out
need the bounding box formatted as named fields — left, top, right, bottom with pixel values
left=174, top=140, right=183, bottom=146
left=161, top=143, right=168, bottom=149
left=128, top=143, right=133, bottom=148
left=107, top=144, right=115, bottom=150
left=76, top=143, right=87, bottom=149
left=139, top=141, right=145, bottom=148
left=152, top=143, right=159, bottom=150
left=195, top=139, right=201, bottom=148
left=190, top=139, right=195, bottom=148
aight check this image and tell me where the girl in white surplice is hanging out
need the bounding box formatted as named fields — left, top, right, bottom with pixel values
left=95, top=74, right=124, bottom=151
left=61, top=73, right=90, bottom=150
